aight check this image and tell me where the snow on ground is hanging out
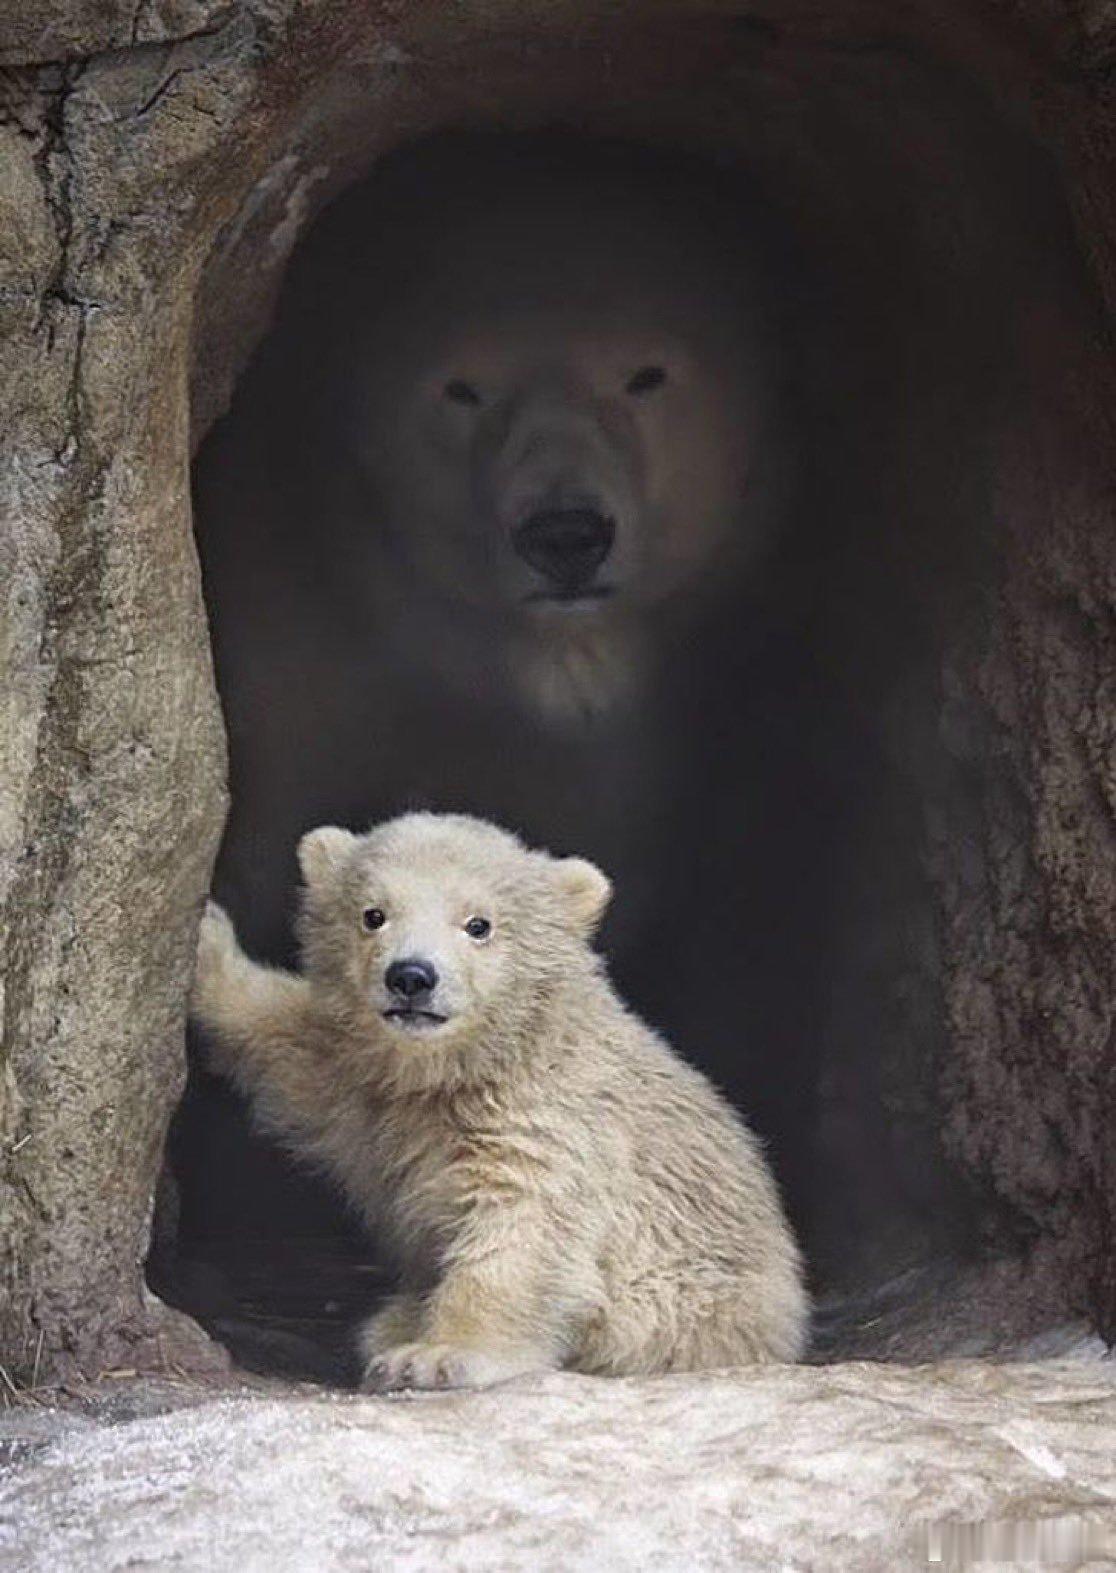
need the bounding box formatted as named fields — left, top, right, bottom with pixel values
left=2, top=1355, right=1115, bottom=1571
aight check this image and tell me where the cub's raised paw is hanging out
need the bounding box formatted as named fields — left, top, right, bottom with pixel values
left=191, top=901, right=243, bottom=1024
left=362, top=1341, right=546, bottom=1393
left=195, top=900, right=237, bottom=975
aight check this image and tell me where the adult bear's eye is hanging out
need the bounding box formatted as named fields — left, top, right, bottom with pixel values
left=626, top=365, right=667, bottom=396
left=362, top=907, right=386, bottom=932
left=444, top=379, right=482, bottom=407
left=464, top=916, right=491, bottom=940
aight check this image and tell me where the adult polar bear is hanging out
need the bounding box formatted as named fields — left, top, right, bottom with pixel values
left=344, top=146, right=779, bottom=726
left=194, top=135, right=789, bottom=966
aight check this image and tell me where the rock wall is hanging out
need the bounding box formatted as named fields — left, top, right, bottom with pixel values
left=933, top=354, right=1116, bottom=1342
left=1, top=0, right=1114, bottom=1379
left=0, top=11, right=290, bottom=1377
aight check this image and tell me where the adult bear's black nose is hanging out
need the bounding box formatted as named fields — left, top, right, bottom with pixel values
left=385, top=958, right=438, bottom=999
left=513, top=508, right=616, bottom=590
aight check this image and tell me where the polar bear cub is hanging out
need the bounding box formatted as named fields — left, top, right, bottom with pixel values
left=192, top=812, right=808, bottom=1388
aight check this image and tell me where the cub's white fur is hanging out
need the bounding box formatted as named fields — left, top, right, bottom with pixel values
left=192, top=812, right=808, bottom=1389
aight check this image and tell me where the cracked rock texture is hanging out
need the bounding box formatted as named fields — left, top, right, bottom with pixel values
left=1, top=0, right=1116, bottom=1383
left=1, top=1356, right=1115, bottom=1569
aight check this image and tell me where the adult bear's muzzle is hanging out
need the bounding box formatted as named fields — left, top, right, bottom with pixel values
left=514, top=506, right=617, bottom=597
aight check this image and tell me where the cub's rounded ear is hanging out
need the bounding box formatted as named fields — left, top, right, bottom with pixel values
left=553, top=856, right=612, bottom=935
left=297, top=826, right=357, bottom=885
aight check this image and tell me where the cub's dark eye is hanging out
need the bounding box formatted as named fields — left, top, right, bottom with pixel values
left=464, top=916, right=492, bottom=940
left=626, top=365, right=667, bottom=397
left=444, top=379, right=482, bottom=407
left=362, top=907, right=386, bottom=932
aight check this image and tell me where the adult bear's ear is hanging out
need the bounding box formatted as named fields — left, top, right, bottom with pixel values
left=553, top=856, right=612, bottom=935
left=297, top=826, right=357, bottom=885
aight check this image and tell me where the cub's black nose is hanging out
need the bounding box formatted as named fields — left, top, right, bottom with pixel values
left=385, top=958, right=438, bottom=999
left=513, top=508, right=615, bottom=589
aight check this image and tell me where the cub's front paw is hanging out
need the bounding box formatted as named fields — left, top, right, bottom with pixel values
left=362, top=1341, right=547, bottom=1393
left=191, top=901, right=245, bottom=1034
left=193, top=900, right=237, bottom=990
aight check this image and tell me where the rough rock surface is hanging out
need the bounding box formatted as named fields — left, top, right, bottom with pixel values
left=2, top=1356, right=1115, bottom=1570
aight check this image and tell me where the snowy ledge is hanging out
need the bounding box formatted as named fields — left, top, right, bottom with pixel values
left=2, top=1350, right=1115, bottom=1570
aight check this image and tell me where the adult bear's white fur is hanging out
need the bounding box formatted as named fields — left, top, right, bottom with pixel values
left=192, top=812, right=808, bottom=1389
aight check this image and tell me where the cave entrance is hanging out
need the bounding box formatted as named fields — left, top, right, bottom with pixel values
left=150, top=16, right=1113, bottom=1381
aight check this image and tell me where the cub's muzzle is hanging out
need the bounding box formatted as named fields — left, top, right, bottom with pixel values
left=385, top=957, right=438, bottom=998
left=383, top=957, right=446, bottom=1028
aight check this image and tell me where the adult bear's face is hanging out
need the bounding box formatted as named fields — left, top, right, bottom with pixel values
left=344, top=193, right=777, bottom=642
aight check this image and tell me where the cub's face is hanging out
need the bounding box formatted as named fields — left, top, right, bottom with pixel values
left=296, top=815, right=610, bottom=1049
